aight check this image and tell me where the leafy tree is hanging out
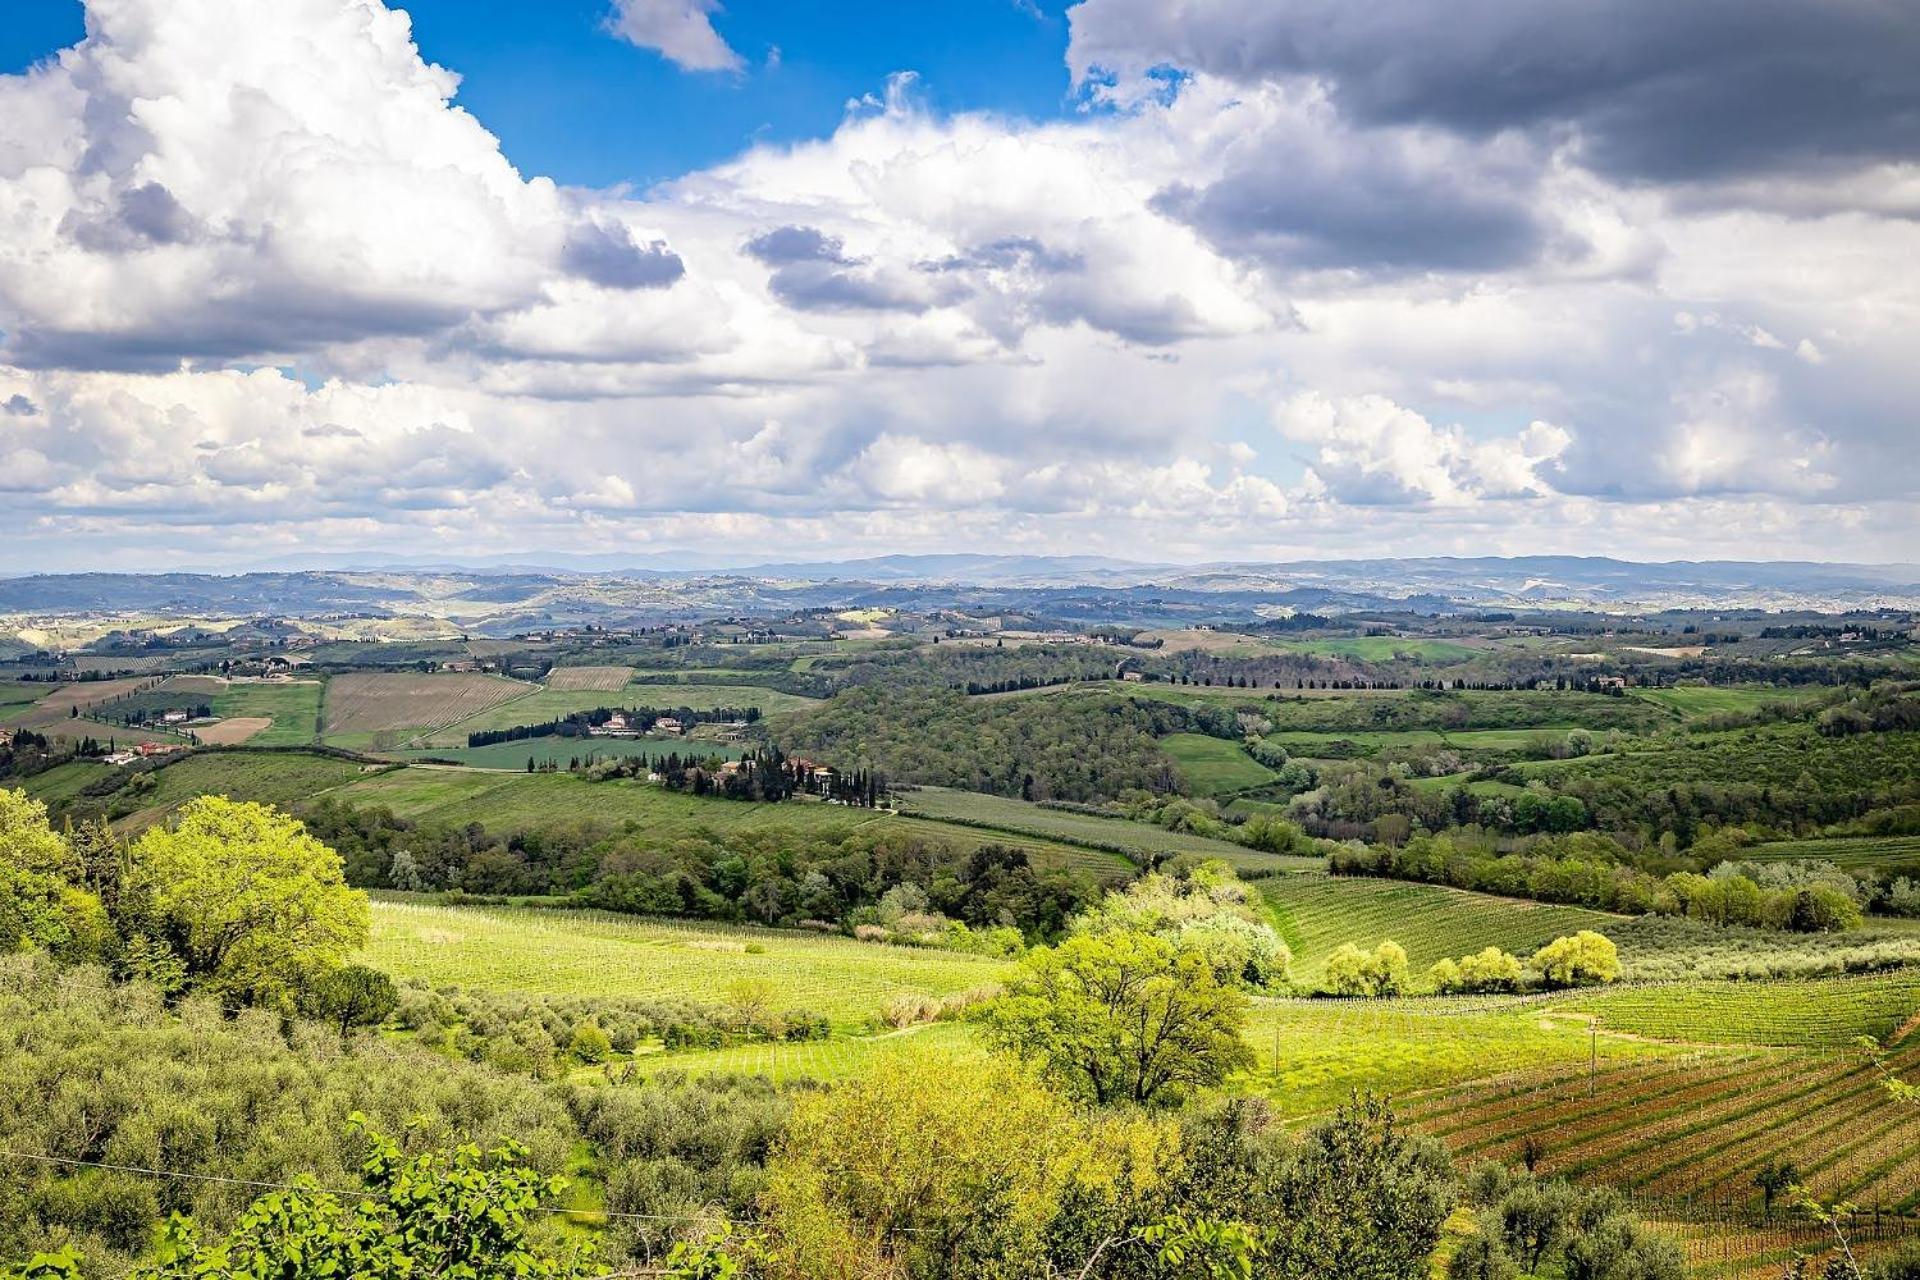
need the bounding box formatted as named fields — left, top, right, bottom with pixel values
left=308, top=963, right=398, bottom=1036
left=1530, top=930, right=1621, bottom=989
left=760, top=1052, right=1178, bottom=1280
left=1324, top=940, right=1410, bottom=997
left=1261, top=1095, right=1457, bottom=1280
left=136, top=1115, right=598, bottom=1279
left=569, top=1019, right=613, bottom=1063
left=0, top=789, right=109, bottom=961
left=983, top=930, right=1254, bottom=1106
left=130, top=796, right=370, bottom=1005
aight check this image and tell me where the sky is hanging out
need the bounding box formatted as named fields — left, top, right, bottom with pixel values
left=0, top=0, right=1916, bottom=572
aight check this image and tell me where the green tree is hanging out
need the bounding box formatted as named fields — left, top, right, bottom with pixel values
left=1324, top=940, right=1410, bottom=997
left=308, top=963, right=398, bottom=1037
left=130, top=796, right=370, bottom=1006
left=983, top=930, right=1254, bottom=1106
left=1755, top=1159, right=1800, bottom=1221
left=1530, top=930, right=1621, bottom=989
left=569, top=1019, right=613, bottom=1063
left=137, top=1115, right=597, bottom=1279
left=0, top=789, right=109, bottom=961
left=1262, top=1095, right=1457, bottom=1280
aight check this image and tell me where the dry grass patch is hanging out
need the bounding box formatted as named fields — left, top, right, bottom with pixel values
left=544, top=665, right=634, bottom=692
left=324, top=671, right=531, bottom=734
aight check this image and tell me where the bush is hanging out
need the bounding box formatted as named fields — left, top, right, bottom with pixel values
left=569, top=1020, right=613, bottom=1063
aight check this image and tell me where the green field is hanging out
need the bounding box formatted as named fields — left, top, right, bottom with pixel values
left=1261, top=726, right=1591, bottom=757
left=631, top=1021, right=981, bottom=1083
left=1630, top=684, right=1827, bottom=720
left=212, top=680, right=323, bottom=746
left=362, top=899, right=1010, bottom=1028
left=0, top=681, right=47, bottom=714
left=12, top=760, right=108, bottom=806
left=399, top=736, right=732, bottom=770
left=1270, top=636, right=1484, bottom=663
left=1262, top=874, right=1623, bottom=981
left=1525, top=724, right=1920, bottom=794
left=1160, top=733, right=1277, bottom=797
left=895, top=785, right=1320, bottom=873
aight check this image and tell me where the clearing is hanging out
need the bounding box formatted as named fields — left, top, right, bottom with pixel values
left=1160, top=733, right=1277, bottom=797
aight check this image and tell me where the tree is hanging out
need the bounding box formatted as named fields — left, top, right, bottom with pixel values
left=308, top=963, right=397, bottom=1037
left=136, top=1116, right=598, bottom=1280
left=1262, top=1096, right=1457, bottom=1280
left=1530, top=930, right=1621, bottom=989
left=130, top=796, right=370, bottom=1006
left=1325, top=940, right=1410, bottom=997
left=569, top=1019, right=613, bottom=1064
left=0, top=789, right=109, bottom=962
left=983, top=930, right=1254, bottom=1106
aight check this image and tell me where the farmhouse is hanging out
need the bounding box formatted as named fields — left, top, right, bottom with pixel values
left=654, top=717, right=684, bottom=735
left=135, top=740, right=185, bottom=757
left=102, top=749, right=137, bottom=766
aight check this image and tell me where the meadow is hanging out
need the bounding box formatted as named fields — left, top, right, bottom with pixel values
left=1261, top=874, right=1623, bottom=979
left=400, top=735, right=731, bottom=770
left=1159, top=732, right=1277, bottom=796
left=362, top=898, right=1011, bottom=1028
left=1629, top=684, right=1830, bottom=720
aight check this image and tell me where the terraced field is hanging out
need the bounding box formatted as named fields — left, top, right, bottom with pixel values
left=895, top=786, right=1320, bottom=874
left=1262, top=874, right=1622, bottom=980
left=363, top=899, right=1011, bottom=1028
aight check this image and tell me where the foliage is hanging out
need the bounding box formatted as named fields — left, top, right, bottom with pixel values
left=1074, top=859, right=1290, bottom=988
left=1322, top=940, right=1410, bottom=997
left=982, top=929, right=1255, bottom=1105
left=136, top=1116, right=598, bottom=1279
left=0, top=789, right=111, bottom=961
left=1428, top=946, right=1524, bottom=995
left=1530, top=930, right=1621, bottom=989
left=758, top=1052, right=1177, bottom=1280
left=131, top=796, right=370, bottom=1006
left=307, top=963, right=398, bottom=1036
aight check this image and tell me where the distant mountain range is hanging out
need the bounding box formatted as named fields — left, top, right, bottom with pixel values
left=0, top=556, right=1915, bottom=629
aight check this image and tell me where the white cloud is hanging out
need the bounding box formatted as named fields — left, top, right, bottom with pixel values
left=0, top=0, right=1915, bottom=568
left=607, top=0, right=743, bottom=73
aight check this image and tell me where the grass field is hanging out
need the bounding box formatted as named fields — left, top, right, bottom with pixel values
left=1630, top=685, right=1826, bottom=720
left=616, top=682, right=821, bottom=714
left=1262, top=875, right=1622, bottom=980
left=399, top=736, right=731, bottom=770
left=631, top=1021, right=981, bottom=1084
left=894, top=786, right=1321, bottom=873
left=544, top=665, right=635, bottom=692
left=211, top=680, right=323, bottom=746
left=0, top=681, right=46, bottom=714
left=324, top=671, right=532, bottom=736
left=1161, top=733, right=1277, bottom=797
left=362, top=899, right=1011, bottom=1027
left=3, top=677, right=156, bottom=727
left=1260, top=726, right=1588, bottom=757
left=1274, top=636, right=1485, bottom=662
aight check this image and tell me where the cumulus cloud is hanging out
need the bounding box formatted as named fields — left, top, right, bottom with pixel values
left=0, top=0, right=1915, bottom=568
left=1067, top=0, right=1920, bottom=187
left=606, top=0, right=743, bottom=73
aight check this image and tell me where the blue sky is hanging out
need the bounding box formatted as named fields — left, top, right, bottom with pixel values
left=4, top=0, right=1080, bottom=188
left=0, top=0, right=1914, bottom=570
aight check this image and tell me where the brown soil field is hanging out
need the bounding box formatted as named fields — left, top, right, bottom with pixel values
left=323, top=672, right=531, bottom=734
left=160, top=674, right=229, bottom=694
left=544, top=665, right=635, bottom=692
left=195, top=716, right=272, bottom=745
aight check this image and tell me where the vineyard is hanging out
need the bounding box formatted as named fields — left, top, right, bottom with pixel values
left=625, top=1020, right=981, bottom=1084
left=544, top=664, right=636, bottom=691
left=1402, top=1039, right=1920, bottom=1217
left=1745, top=834, right=1920, bottom=868
left=323, top=670, right=532, bottom=736
left=1547, top=970, right=1920, bottom=1046
left=362, top=899, right=1011, bottom=1027
left=1261, top=874, right=1621, bottom=979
